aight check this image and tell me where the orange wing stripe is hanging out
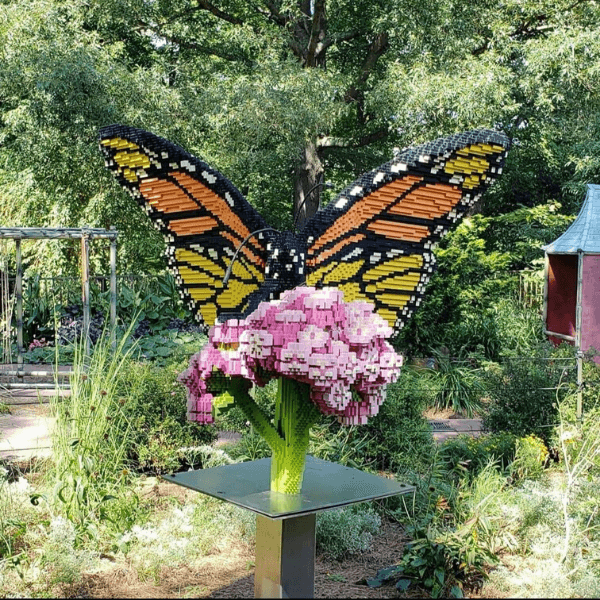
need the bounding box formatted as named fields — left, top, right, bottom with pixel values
left=309, top=175, right=421, bottom=255
left=367, top=220, right=430, bottom=242
left=309, top=233, right=366, bottom=267
left=170, top=172, right=254, bottom=243
left=139, top=178, right=200, bottom=214
left=221, top=231, right=265, bottom=268
left=389, top=183, right=462, bottom=219
left=169, top=216, right=219, bottom=236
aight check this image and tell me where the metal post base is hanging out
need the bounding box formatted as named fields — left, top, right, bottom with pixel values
left=254, top=513, right=316, bottom=598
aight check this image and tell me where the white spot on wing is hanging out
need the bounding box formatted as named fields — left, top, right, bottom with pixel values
left=202, top=170, right=217, bottom=184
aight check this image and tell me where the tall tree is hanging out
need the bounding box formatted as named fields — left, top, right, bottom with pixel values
left=1, top=0, right=599, bottom=273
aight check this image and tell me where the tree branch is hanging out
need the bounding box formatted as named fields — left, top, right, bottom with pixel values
left=343, top=32, right=389, bottom=123
left=150, top=29, right=254, bottom=65
left=318, top=128, right=389, bottom=149
left=193, top=0, right=244, bottom=25
left=344, top=32, right=389, bottom=101
left=306, top=0, right=326, bottom=67
left=316, top=30, right=361, bottom=58
left=259, top=1, right=288, bottom=27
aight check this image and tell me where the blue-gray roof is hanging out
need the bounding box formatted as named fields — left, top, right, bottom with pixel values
left=544, top=184, right=600, bottom=254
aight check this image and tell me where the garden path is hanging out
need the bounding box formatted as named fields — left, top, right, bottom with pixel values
left=0, top=388, right=59, bottom=460
left=0, top=387, right=483, bottom=461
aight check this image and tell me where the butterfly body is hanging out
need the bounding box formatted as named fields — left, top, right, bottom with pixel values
left=265, top=230, right=307, bottom=289
left=99, top=126, right=510, bottom=334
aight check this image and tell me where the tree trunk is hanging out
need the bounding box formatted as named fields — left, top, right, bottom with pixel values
left=294, top=139, right=324, bottom=229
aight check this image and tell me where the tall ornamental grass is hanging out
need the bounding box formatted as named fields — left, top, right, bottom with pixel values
left=48, top=329, right=140, bottom=541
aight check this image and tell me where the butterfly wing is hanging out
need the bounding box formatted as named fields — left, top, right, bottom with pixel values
left=301, top=129, right=511, bottom=333
left=99, top=125, right=273, bottom=329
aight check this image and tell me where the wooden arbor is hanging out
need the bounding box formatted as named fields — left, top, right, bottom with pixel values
left=0, top=227, right=118, bottom=386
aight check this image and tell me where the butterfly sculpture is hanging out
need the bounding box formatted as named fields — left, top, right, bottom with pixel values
left=99, top=126, right=510, bottom=333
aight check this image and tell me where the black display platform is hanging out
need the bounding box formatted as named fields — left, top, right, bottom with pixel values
left=162, top=455, right=414, bottom=519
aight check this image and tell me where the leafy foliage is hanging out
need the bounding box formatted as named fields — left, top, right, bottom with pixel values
left=509, top=434, right=549, bottom=482
left=440, top=432, right=518, bottom=479
left=424, top=351, right=485, bottom=417
left=47, top=332, right=143, bottom=541
left=115, top=358, right=216, bottom=474
left=396, top=210, right=555, bottom=358
left=316, top=504, right=382, bottom=561
left=349, top=367, right=436, bottom=472
left=482, top=345, right=577, bottom=442
left=372, top=462, right=516, bottom=597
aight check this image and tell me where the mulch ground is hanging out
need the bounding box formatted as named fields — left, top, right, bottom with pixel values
left=63, top=519, right=410, bottom=599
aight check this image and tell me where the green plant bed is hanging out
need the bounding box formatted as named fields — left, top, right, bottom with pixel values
left=115, top=358, right=216, bottom=474
left=482, top=343, right=577, bottom=442
left=126, top=330, right=207, bottom=366
left=13, top=340, right=76, bottom=365
left=359, top=369, right=436, bottom=472
left=422, top=350, right=485, bottom=417
left=440, top=432, right=518, bottom=479
left=316, top=504, right=382, bottom=560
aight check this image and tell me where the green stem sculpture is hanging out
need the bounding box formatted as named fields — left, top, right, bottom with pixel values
left=218, top=376, right=321, bottom=494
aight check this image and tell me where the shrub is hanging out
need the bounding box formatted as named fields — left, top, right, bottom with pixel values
left=119, top=495, right=255, bottom=583
left=309, top=420, right=372, bottom=470
left=425, top=351, right=485, bottom=417
left=367, top=523, right=496, bottom=597
left=358, top=367, right=436, bottom=472
left=509, top=434, right=549, bottom=481
left=40, top=516, right=94, bottom=587
left=224, top=428, right=272, bottom=462
left=440, top=432, right=518, bottom=478
left=371, top=463, right=511, bottom=597
left=0, top=468, right=34, bottom=561
left=316, top=504, right=381, bottom=560
left=128, top=330, right=201, bottom=366
left=115, top=358, right=216, bottom=473
left=482, top=346, right=576, bottom=443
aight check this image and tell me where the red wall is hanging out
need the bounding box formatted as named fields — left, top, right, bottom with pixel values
left=546, top=254, right=578, bottom=342
left=581, top=255, right=600, bottom=359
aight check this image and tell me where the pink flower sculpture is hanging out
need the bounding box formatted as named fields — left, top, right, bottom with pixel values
left=180, top=287, right=402, bottom=426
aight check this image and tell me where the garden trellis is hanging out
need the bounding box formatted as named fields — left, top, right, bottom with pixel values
left=0, top=227, right=118, bottom=388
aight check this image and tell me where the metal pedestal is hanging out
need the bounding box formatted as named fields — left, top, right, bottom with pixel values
left=163, top=455, right=414, bottom=598
left=255, top=513, right=316, bottom=598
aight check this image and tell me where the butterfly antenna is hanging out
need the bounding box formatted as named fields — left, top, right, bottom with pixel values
left=293, top=181, right=333, bottom=231
left=223, top=227, right=276, bottom=286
